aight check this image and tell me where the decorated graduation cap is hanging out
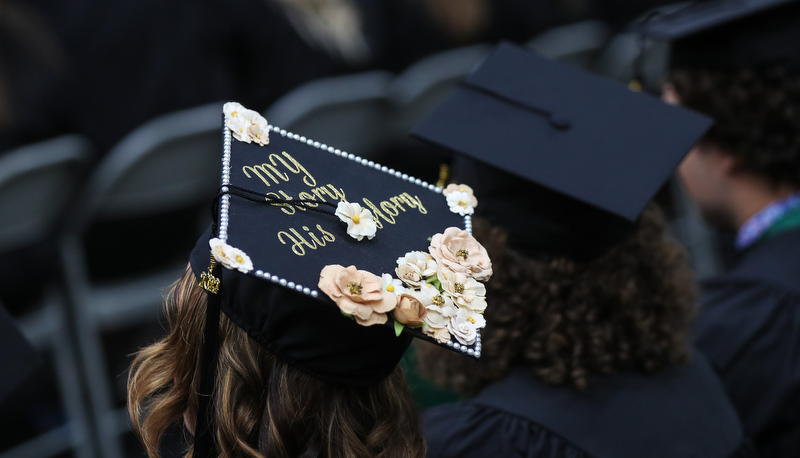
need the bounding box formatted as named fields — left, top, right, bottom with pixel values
left=635, top=0, right=800, bottom=70
left=191, top=102, right=493, bottom=456
left=411, top=42, right=713, bottom=259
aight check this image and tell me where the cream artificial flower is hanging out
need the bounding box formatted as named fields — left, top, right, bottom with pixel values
left=239, top=108, right=268, bottom=129
left=456, top=307, right=485, bottom=329
left=396, top=251, right=437, bottom=276
left=446, top=190, right=476, bottom=216
left=226, top=116, right=251, bottom=143
left=423, top=302, right=457, bottom=329
left=318, top=265, right=397, bottom=326
left=423, top=325, right=451, bottom=344
left=417, top=283, right=456, bottom=310
left=448, top=313, right=477, bottom=345
left=429, top=227, right=493, bottom=281
left=438, top=266, right=487, bottom=311
left=248, top=124, right=269, bottom=146
left=208, top=237, right=253, bottom=273
left=442, top=183, right=478, bottom=208
left=381, top=273, right=406, bottom=296
left=336, top=201, right=377, bottom=241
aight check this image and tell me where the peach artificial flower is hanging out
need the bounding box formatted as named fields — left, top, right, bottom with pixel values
left=318, top=265, right=397, bottom=326
left=429, top=227, right=493, bottom=281
left=394, top=293, right=428, bottom=327
left=423, top=325, right=451, bottom=344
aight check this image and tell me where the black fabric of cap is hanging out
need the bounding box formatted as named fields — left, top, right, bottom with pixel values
left=411, top=42, right=712, bottom=258
left=190, top=231, right=413, bottom=388
left=637, top=0, right=800, bottom=69
left=190, top=120, right=470, bottom=387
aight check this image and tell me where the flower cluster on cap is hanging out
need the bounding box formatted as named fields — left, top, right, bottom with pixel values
left=318, top=184, right=492, bottom=347
left=224, top=102, right=269, bottom=146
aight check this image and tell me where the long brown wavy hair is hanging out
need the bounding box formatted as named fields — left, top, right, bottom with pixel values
left=128, top=266, right=426, bottom=458
left=417, top=204, right=696, bottom=394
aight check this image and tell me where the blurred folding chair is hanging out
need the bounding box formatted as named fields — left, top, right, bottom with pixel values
left=0, top=135, right=97, bottom=458
left=387, top=44, right=490, bottom=148
left=265, top=71, right=393, bottom=159
left=591, top=2, right=690, bottom=89
left=526, top=20, right=613, bottom=68
left=59, top=102, right=226, bottom=458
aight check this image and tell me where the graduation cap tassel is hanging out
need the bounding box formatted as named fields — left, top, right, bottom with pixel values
left=194, top=256, right=222, bottom=458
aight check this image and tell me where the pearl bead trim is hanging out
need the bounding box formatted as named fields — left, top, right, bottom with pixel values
left=221, top=118, right=477, bottom=355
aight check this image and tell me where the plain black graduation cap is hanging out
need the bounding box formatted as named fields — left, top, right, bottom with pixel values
left=411, top=42, right=713, bottom=258
left=636, top=0, right=800, bottom=70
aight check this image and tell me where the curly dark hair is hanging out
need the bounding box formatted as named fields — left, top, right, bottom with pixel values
left=667, top=66, right=800, bottom=188
left=416, top=204, right=695, bottom=394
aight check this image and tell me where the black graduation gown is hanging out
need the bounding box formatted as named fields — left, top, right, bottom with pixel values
left=423, top=354, right=754, bottom=458
left=695, top=227, right=800, bottom=458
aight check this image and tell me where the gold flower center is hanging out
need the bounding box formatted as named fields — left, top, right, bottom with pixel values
left=386, top=284, right=395, bottom=292
left=467, top=316, right=476, bottom=324
left=432, top=295, right=444, bottom=306
left=235, top=254, right=245, bottom=263
left=454, top=283, right=465, bottom=294
left=456, top=249, right=469, bottom=259
left=231, top=110, right=239, bottom=117
left=352, top=215, right=360, bottom=224
left=458, top=200, right=470, bottom=207
left=347, top=281, right=363, bottom=295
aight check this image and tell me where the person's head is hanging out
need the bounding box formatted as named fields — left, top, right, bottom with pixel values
left=639, top=0, right=800, bottom=230
left=664, top=66, right=800, bottom=230
left=128, top=265, right=426, bottom=458
left=417, top=204, right=695, bottom=394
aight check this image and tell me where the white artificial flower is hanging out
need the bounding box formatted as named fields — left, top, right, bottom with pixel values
left=223, top=102, right=246, bottom=119
left=209, top=237, right=232, bottom=264
left=335, top=201, right=377, bottom=241
left=456, top=307, right=485, bottom=329
left=209, top=238, right=253, bottom=273
left=446, top=191, right=476, bottom=216
left=380, top=273, right=406, bottom=295
left=248, top=123, right=269, bottom=146
left=448, top=313, right=477, bottom=345
left=226, top=116, right=251, bottom=143
left=240, top=108, right=268, bottom=129
left=396, top=251, right=437, bottom=277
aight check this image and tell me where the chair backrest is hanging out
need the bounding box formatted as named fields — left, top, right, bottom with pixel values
left=387, top=44, right=490, bottom=145
left=526, top=20, right=612, bottom=69
left=65, top=102, right=225, bottom=232
left=0, top=135, right=93, bottom=252
left=265, top=71, right=393, bottom=158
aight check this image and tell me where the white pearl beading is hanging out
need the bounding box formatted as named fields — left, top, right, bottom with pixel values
left=444, top=331, right=482, bottom=358
left=220, top=117, right=473, bottom=321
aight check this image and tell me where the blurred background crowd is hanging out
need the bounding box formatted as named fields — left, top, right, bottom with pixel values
left=0, top=0, right=752, bottom=457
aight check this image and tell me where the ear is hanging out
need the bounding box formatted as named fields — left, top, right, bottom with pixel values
left=706, top=144, right=738, bottom=176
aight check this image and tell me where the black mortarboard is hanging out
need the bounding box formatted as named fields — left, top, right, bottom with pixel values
left=193, top=102, right=492, bottom=384
left=0, top=301, right=41, bottom=405
left=636, top=0, right=800, bottom=70
left=411, top=42, right=713, bottom=258
left=191, top=103, right=494, bottom=456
